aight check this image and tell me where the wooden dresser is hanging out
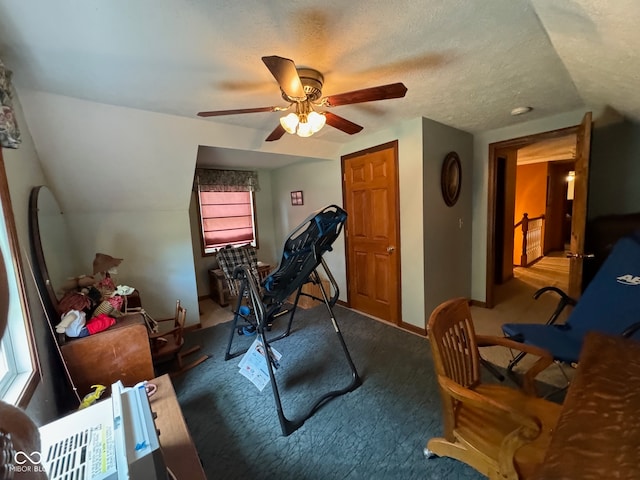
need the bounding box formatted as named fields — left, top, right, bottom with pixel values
left=60, top=313, right=154, bottom=397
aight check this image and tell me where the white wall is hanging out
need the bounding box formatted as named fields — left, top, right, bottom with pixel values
left=16, top=90, right=342, bottom=322
left=336, top=118, right=427, bottom=328
left=270, top=158, right=345, bottom=295
left=18, top=91, right=341, bottom=213
left=64, top=210, right=200, bottom=323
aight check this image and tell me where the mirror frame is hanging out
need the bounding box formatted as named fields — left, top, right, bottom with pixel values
left=28, top=185, right=62, bottom=328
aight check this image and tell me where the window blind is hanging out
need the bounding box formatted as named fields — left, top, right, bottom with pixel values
left=199, top=190, right=255, bottom=250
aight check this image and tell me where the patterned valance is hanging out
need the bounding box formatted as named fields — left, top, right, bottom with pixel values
left=194, top=168, right=260, bottom=192
left=0, top=58, right=21, bottom=149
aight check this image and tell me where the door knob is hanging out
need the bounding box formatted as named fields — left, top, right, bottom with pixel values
left=566, top=252, right=595, bottom=259
left=387, top=246, right=395, bottom=253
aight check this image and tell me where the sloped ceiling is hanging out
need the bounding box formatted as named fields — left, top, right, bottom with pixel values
left=517, top=134, right=577, bottom=164
left=1, top=0, right=638, bottom=150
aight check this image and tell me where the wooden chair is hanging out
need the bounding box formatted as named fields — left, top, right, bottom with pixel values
left=425, top=298, right=562, bottom=480
left=149, top=300, right=208, bottom=376
left=216, top=244, right=261, bottom=300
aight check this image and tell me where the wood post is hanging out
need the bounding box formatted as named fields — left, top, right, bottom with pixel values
left=520, top=213, right=529, bottom=267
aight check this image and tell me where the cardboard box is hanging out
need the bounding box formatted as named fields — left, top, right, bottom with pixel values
left=288, top=278, right=331, bottom=309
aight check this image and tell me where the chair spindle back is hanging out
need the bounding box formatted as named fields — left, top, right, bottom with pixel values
left=427, top=298, right=481, bottom=389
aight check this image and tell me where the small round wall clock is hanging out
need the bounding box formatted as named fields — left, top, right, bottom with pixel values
left=441, top=151, right=461, bottom=207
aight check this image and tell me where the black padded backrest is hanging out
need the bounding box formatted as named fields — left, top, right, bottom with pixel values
left=263, top=205, right=347, bottom=304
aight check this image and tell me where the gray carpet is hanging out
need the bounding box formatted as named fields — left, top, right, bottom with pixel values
left=171, top=305, right=487, bottom=479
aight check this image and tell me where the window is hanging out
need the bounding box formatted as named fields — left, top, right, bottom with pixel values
left=193, top=168, right=260, bottom=255
left=1, top=62, right=39, bottom=405
left=197, top=190, right=257, bottom=254
left=0, top=153, right=39, bottom=407
left=0, top=340, right=12, bottom=391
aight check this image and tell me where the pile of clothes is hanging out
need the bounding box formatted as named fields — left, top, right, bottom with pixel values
left=54, top=253, right=135, bottom=338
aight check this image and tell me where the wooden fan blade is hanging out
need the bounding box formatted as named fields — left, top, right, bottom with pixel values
left=197, top=106, right=277, bottom=117
left=262, top=55, right=306, bottom=100
left=323, top=82, right=407, bottom=107
left=324, top=112, right=363, bottom=135
left=265, top=124, right=286, bottom=142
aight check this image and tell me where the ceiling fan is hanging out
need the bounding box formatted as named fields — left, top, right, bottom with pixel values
left=197, top=55, right=408, bottom=142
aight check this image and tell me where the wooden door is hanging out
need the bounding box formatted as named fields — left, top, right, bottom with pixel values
left=486, top=125, right=581, bottom=308
left=567, top=112, right=593, bottom=298
left=342, top=141, right=401, bottom=325
left=495, top=148, right=517, bottom=284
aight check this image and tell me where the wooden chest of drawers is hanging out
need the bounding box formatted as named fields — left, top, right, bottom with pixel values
left=60, top=313, right=154, bottom=397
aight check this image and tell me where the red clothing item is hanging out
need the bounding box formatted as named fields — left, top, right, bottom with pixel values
left=87, top=313, right=116, bottom=335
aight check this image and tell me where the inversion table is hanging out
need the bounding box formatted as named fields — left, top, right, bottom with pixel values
left=224, top=205, right=362, bottom=435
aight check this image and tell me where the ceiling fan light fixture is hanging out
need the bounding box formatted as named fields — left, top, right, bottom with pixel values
left=280, top=112, right=299, bottom=134
left=296, top=121, right=313, bottom=137
left=280, top=101, right=325, bottom=137
left=199, top=56, right=407, bottom=142
left=308, top=110, right=326, bottom=133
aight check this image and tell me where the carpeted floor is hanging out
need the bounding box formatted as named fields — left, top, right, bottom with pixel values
left=171, top=304, right=557, bottom=480
left=513, top=251, right=570, bottom=292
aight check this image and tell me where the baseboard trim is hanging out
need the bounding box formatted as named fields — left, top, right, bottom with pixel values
left=338, top=301, right=426, bottom=337
left=469, top=299, right=488, bottom=308
left=185, top=322, right=202, bottom=332
left=400, top=321, right=426, bottom=337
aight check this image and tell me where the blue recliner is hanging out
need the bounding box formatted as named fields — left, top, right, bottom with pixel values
left=502, top=231, right=640, bottom=371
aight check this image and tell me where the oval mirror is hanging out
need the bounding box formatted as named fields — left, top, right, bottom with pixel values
left=29, top=186, right=83, bottom=321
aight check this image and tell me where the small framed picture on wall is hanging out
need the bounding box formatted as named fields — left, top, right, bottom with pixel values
left=290, top=190, right=304, bottom=206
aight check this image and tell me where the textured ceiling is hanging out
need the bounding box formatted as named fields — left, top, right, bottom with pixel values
left=0, top=0, right=638, bottom=145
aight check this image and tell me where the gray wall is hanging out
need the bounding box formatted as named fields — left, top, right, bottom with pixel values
left=422, top=118, right=473, bottom=318
left=588, top=118, right=640, bottom=219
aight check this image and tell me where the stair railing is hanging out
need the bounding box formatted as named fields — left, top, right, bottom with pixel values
left=514, top=213, right=545, bottom=267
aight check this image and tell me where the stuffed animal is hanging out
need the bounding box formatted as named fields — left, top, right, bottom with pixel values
left=59, top=274, right=97, bottom=294
left=91, top=300, right=123, bottom=319
left=56, top=309, right=86, bottom=335
left=57, top=290, right=92, bottom=315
